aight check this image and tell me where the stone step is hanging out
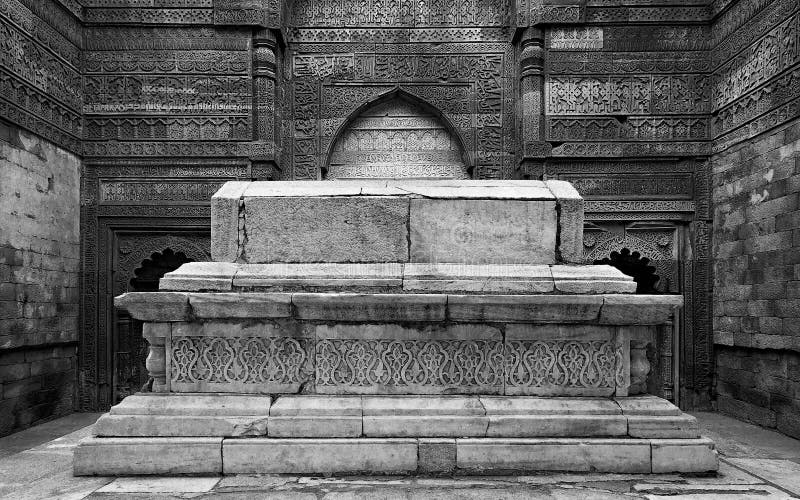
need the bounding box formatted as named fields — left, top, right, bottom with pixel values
left=73, top=436, right=718, bottom=476
left=158, top=261, right=636, bottom=295
left=92, top=394, right=699, bottom=439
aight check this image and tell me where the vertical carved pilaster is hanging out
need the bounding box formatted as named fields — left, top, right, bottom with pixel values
left=252, top=29, right=282, bottom=179
left=142, top=323, right=169, bottom=392
left=517, top=27, right=549, bottom=179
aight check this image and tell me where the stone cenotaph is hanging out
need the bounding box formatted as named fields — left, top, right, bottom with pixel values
left=74, top=180, right=718, bottom=475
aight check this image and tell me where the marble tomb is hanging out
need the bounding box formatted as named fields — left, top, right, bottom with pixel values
left=74, top=180, right=717, bottom=475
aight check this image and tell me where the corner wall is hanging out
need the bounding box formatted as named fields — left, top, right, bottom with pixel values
left=711, top=0, right=800, bottom=438
left=0, top=120, right=81, bottom=436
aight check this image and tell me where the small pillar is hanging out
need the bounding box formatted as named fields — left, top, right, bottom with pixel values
left=142, top=323, right=169, bottom=392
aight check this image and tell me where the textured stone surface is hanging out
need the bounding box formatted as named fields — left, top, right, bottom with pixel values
left=712, top=115, right=800, bottom=439
left=293, top=293, right=447, bottom=321
left=403, top=264, right=553, bottom=293
left=418, top=438, right=457, bottom=474
left=398, top=183, right=554, bottom=199
left=188, top=292, right=292, bottom=318
left=626, top=414, right=700, bottom=438
left=456, top=438, right=652, bottom=473
left=599, top=295, right=684, bottom=324
left=363, top=396, right=488, bottom=437
left=108, top=394, right=270, bottom=416
left=232, top=263, right=403, bottom=290
left=73, top=437, right=223, bottom=475
left=0, top=123, right=80, bottom=436
left=486, top=415, right=627, bottom=438
left=545, top=181, right=584, bottom=264
left=650, top=438, right=718, bottom=473
left=211, top=182, right=249, bottom=263
left=92, top=414, right=268, bottom=437
left=481, top=397, right=621, bottom=415
left=551, top=265, right=636, bottom=294
left=223, top=439, right=418, bottom=474
left=243, top=196, right=409, bottom=263
left=159, top=262, right=237, bottom=291
left=114, top=292, right=191, bottom=321
left=615, top=395, right=682, bottom=416
left=447, top=295, right=603, bottom=322
left=409, top=199, right=557, bottom=264
left=269, top=396, right=362, bottom=437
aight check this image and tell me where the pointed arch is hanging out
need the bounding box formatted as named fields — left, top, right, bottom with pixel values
left=324, top=87, right=474, bottom=179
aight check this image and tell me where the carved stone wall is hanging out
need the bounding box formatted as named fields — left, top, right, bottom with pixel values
left=710, top=0, right=800, bottom=437
left=285, top=0, right=514, bottom=180
left=0, top=0, right=730, bottom=411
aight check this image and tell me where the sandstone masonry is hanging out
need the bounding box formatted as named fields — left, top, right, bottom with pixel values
left=0, top=120, right=81, bottom=436
left=712, top=117, right=800, bottom=439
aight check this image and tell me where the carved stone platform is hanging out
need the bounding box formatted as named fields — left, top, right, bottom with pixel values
left=73, top=180, right=717, bottom=476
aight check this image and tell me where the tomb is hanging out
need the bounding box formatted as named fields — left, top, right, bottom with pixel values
left=74, top=179, right=717, bottom=475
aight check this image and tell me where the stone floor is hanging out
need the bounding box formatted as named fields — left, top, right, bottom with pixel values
left=1, top=411, right=799, bottom=499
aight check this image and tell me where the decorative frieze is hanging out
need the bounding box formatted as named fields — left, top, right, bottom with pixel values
left=290, top=0, right=509, bottom=27
left=546, top=75, right=710, bottom=115
left=548, top=27, right=603, bottom=50
left=547, top=116, right=707, bottom=141
left=100, top=181, right=227, bottom=203
left=713, top=9, right=800, bottom=109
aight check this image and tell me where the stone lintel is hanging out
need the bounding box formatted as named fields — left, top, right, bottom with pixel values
left=232, top=263, right=404, bottom=291
left=116, top=291, right=682, bottom=325
left=599, top=295, right=684, bottom=325
left=189, top=292, right=292, bottom=318
left=158, top=262, right=640, bottom=295
left=114, top=292, right=190, bottom=321
left=293, top=293, right=447, bottom=321
left=160, top=262, right=238, bottom=292
left=447, top=295, right=603, bottom=323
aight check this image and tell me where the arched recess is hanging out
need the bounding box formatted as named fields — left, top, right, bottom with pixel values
left=324, top=88, right=472, bottom=180
left=593, top=248, right=660, bottom=294
left=113, top=239, right=209, bottom=404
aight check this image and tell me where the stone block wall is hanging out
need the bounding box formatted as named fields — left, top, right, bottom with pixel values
left=0, top=119, right=81, bottom=436
left=712, top=116, right=800, bottom=439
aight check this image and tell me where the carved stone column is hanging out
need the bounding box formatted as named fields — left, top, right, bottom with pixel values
left=141, top=323, right=169, bottom=392
left=517, top=27, right=549, bottom=179
left=629, top=326, right=656, bottom=395
left=252, top=29, right=282, bottom=179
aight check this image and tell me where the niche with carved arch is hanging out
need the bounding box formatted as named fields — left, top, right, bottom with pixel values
left=325, top=91, right=470, bottom=180
left=594, top=248, right=661, bottom=294
left=115, top=248, right=194, bottom=402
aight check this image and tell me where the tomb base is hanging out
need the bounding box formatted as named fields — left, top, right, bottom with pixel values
left=75, top=180, right=717, bottom=476
left=75, top=394, right=717, bottom=476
